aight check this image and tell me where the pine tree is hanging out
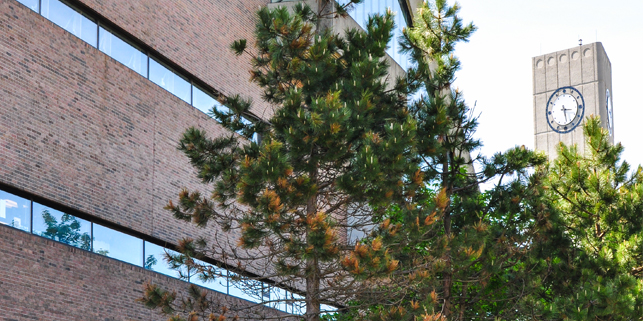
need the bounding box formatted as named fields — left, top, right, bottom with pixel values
left=139, top=2, right=421, bottom=320
left=522, top=116, right=643, bottom=320
left=339, top=1, right=548, bottom=319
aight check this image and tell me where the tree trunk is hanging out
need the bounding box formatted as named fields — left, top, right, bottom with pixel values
left=443, top=210, right=452, bottom=318
left=305, top=168, right=320, bottom=321
left=442, top=152, right=453, bottom=318
left=306, top=257, right=321, bottom=321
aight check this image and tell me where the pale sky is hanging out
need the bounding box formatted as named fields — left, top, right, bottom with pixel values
left=450, top=0, right=643, bottom=167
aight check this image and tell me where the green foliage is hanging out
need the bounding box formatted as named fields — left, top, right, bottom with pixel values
left=341, top=1, right=548, bottom=320
left=141, top=1, right=643, bottom=320
left=521, top=116, right=643, bottom=320
left=152, top=1, right=419, bottom=320
left=39, top=210, right=91, bottom=250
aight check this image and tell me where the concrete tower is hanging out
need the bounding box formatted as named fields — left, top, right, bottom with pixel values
left=533, top=42, right=613, bottom=158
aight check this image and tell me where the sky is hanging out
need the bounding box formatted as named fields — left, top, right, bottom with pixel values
left=448, top=0, right=643, bottom=167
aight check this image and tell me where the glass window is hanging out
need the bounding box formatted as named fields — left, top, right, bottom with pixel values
left=190, top=259, right=228, bottom=294
left=292, top=292, right=306, bottom=315
left=149, top=58, right=191, bottom=104
left=32, top=203, right=91, bottom=250
left=93, top=223, right=143, bottom=266
left=99, top=27, right=148, bottom=77
left=192, top=86, right=219, bottom=115
left=16, top=0, right=39, bottom=12
left=0, top=190, right=31, bottom=232
left=41, top=0, right=97, bottom=47
left=321, top=304, right=337, bottom=313
left=267, top=287, right=289, bottom=312
left=228, top=272, right=263, bottom=303
left=238, top=116, right=259, bottom=142
left=143, top=242, right=187, bottom=278
left=344, top=0, right=410, bottom=70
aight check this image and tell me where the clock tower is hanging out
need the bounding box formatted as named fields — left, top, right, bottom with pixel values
left=533, top=42, right=613, bottom=158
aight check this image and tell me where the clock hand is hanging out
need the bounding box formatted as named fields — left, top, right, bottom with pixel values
left=562, top=105, right=568, bottom=122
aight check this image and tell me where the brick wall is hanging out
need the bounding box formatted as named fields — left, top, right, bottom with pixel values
left=0, top=224, right=285, bottom=320
left=0, top=0, right=246, bottom=258
left=73, top=0, right=273, bottom=118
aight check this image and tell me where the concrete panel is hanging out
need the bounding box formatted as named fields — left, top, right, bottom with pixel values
left=560, top=128, right=574, bottom=149
left=580, top=83, right=598, bottom=120
left=557, top=49, right=570, bottom=87
left=534, top=56, right=547, bottom=94
left=581, top=44, right=596, bottom=84
left=547, top=131, right=561, bottom=159
left=534, top=93, right=550, bottom=134
left=595, top=42, right=613, bottom=142
left=570, top=48, right=583, bottom=86
left=535, top=132, right=548, bottom=154
left=545, top=54, right=558, bottom=92
left=573, top=126, right=586, bottom=155
left=596, top=43, right=612, bottom=89
left=597, top=81, right=608, bottom=129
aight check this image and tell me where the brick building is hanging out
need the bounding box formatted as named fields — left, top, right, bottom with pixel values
left=0, top=0, right=415, bottom=319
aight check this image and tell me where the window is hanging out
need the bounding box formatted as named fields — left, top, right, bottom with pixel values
left=32, top=202, right=91, bottom=250
left=192, top=86, right=219, bottom=115
left=16, top=0, right=38, bottom=11
left=149, top=58, right=191, bottom=104
left=93, top=223, right=143, bottom=265
left=41, top=0, right=97, bottom=47
left=143, top=242, right=186, bottom=278
left=190, top=259, right=228, bottom=294
left=321, top=304, right=338, bottom=313
left=99, top=27, right=148, bottom=77
left=228, top=272, right=263, bottom=303
left=267, top=287, right=289, bottom=311
left=292, top=292, right=306, bottom=315
left=17, top=0, right=256, bottom=141
left=0, top=190, right=31, bottom=232
left=343, top=0, right=411, bottom=70
left=0, top=185, right=304, bottom=313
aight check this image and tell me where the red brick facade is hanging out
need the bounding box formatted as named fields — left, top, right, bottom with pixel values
left=0, top=0, right=279, bottom=318
left=74, top=0, right=272, bottom=118
left=0, top=0, right=244, bottom=249
left=0, top=224, right=285, bottom=320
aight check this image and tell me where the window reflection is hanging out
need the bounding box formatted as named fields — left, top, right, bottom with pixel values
left=149, top=58, right=191, bottom=104
left=192, top=86, right=219, bottom=115
left=16, top=0, right=39, bottom=12
left=144, top=242, right=185, bottom=278
left=321, top=304, right=337, bottom=313
left=93, top=223, right=143, bottom=265
left=267, top=286, right=289, bottom=311
left=344, top=0, right=410, bottom=70
left=190, top=259, right=228, bottom=294
left=41, top=0, right=97, bottom=47
left=292, top=292, right=306, bottom=315
left=0, top=191, right=31, bottom=232
left=228, top=272, right=263, bottom=303
left=0, top=187, right=307, bottom=313
left=99, top=27, right=148, bottom=77
left=32, top=203, right=91, bottom=250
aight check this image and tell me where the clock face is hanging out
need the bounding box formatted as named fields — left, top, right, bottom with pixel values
left=546, top=86, right=584, bottom=133
left=606, top=89, right=614, bottom=136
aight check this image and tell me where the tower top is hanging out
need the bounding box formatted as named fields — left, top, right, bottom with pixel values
left=532, top=42, right=613, bottom=158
